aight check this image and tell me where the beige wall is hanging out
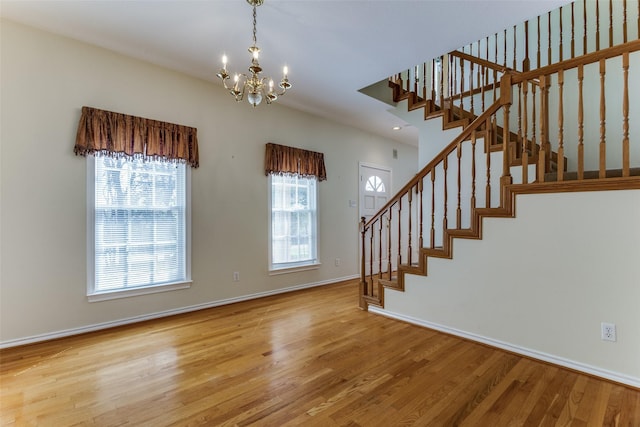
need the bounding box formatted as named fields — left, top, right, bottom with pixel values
left=382, top=190, right=640, bottom=387
left=0, top=20, right=418, bottom=344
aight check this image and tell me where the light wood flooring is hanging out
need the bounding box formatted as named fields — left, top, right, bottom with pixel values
left=1, top=280, right=639, bottom=426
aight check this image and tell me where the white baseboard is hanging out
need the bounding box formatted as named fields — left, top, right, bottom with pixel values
left=0, top=275, right=359, bottom=349
left=368, top=306, right=640, bottom=389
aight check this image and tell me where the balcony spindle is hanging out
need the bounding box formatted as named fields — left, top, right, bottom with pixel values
left=571, top=3, right=576, bottom=58
left=482, top=66, right=487, bottom=111
left=406, top=69, right=410, bottom=92
left=360, top=217, right=366, bottom=304
left=557, top=69, right=565, bottom=181
left=443, top=157, right=449, bottom=232
left=532, top=83, right=538, bottom=176
left=430, top=170, right=436, bottom=248
left=537, top=16, right=541, bottom=68
left=369, top=226, right=374, bottom=291
left=609, top=0, right=613, bottom=48
left=578, top=64, right=585, bottom=180
left=503, top=28, right=507, bottom=67
left=378, top=218, right=383, bottom=278
left=449, top=55, right=454, bottom=104
left=548, top=11, right=552, bottom=65
left=423, top=62, right=428, bottom=100
left=431, top=59, right=436, bottom=102
left=440, top=55, right=445, bottom=107
left=599, top=58, right=606, bottom=178
left=408, top=190, right=413, bottom=266
left=524, top=20, right=530, bottom=71
left=559, top=6, right=564, bottom=61
left=419, top=179, right=424, bottom=250
left=486, top=117, right=492, bottom=207
left=456, top=142, right=462, bottom=229
left=596, top=0, right=601, bottom=51
left=584, top=0, right=588, bottom=55
left=387, top=212, right=392, bottom=280
left=623, top=0, right=627, bottom=43
left=471, top=132, right=477, bottom=209
left=538, top=75, right=549, bottom=182
left=513, top=25, right=517, bottom=70
left=623, top=52, right=630, bottom=177
left=486, top=35, right=490, bottom=63
left=522, top=81, right=529, bottom=184
left=459, top=58, right=464, bottom=113
left=397, top=199, right=402, bottom=267
left=501, top=76, right=512, bottom=191
left=517, top=82, right=523, bottom=148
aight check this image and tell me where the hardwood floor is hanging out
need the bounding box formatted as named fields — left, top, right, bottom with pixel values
left=1, top=280, right=639, bottom=426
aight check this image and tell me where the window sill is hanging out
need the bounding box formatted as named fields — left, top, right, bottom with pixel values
left=269, top=263, right=321, bottom=276
left=87, top=280, right=192, bottom=302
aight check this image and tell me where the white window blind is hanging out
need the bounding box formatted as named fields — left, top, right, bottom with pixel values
left=92, top=156, right=187, bottom=293
left=270, top=174, right=318, bottom=270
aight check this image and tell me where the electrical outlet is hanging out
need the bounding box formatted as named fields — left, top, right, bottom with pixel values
left=233, top=272, right=240, bottom=282
left=335, top=258, right=341, bottom=267
left=601, top=322, right=616, bottom=342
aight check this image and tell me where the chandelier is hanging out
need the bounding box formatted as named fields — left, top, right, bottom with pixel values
left=216, top=0, right=291, bottom=107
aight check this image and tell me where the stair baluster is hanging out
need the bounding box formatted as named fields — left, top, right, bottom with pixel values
left=623, top=52, right=630, bottom=177
left=557, top=69, right=565, bottom=181
left=599, top=58, right=606, bottom=178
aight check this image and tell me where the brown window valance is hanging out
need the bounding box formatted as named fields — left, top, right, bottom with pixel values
left=74, top=106, right=199, bottom=168
left=265, top=143, right=327, bottom=181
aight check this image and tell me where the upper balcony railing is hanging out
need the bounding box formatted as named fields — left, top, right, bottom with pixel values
left=390, top=0, right=640, bottom=123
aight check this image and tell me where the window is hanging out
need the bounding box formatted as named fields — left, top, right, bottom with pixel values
left=365, top=175, right=386, bottom=193
left=269, top=174, right=318, bottom=271
left=88, top=156, right=190, bottom=300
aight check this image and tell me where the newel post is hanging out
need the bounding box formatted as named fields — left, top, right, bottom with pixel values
left=359, top=217, right=368, bottom=310
left=499, top=73, right=513, bottom=207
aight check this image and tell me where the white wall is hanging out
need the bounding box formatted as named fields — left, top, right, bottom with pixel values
left=381, top=189, right=640, bottom=387
left=0, top=20, right=418, bottom=345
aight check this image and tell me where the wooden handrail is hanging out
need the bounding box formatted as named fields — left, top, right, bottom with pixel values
left=513, top=39, right=640, bottom=83
left=364, top=99, right=503, bottom=230
left=450, top=51, right=512, bottom=74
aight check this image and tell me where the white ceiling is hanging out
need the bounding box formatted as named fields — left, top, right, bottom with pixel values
left=1, top=0, right=571, bottom=146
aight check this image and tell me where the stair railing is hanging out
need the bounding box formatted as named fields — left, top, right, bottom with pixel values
left=361, top=39, right=640, bottom=309
left=391, top=0, right=640, bottom=126
left=360, top=98, right=507, bottom=308
left=511, top=39, right=640, bottom=182
left=458, top=0, right=639, bottom=72
left=390, top=51, right=509, bottom=121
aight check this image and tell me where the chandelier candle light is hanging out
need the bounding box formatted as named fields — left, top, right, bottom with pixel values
left=216, top=0, right=291, bottom=107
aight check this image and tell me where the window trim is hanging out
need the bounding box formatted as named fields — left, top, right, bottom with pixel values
left=86, top=156, right=192, bottom=302
left=267, top=174, right=320, bottom=273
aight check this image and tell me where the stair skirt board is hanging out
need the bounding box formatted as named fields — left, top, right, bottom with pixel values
left=368, top=305, right=640, bottom=389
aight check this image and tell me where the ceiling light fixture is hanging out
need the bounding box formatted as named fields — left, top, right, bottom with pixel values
left=216, top=0, right=291, bottom=107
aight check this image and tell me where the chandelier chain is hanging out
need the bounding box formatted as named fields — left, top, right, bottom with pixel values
left=252, top=6, right=258, bottom=46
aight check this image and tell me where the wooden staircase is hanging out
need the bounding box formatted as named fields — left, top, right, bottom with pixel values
left=388, top=74, right=567, bottom=176
left=360, top=0, right=640, bottom=310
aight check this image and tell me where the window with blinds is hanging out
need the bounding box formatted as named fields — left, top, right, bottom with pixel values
left=269, top=174, right=318, bottom=271
left=90, top=156, right=188, bottom=297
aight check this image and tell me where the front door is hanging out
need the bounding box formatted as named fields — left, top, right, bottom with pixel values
left=359, top=163, right=391, bottom=220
